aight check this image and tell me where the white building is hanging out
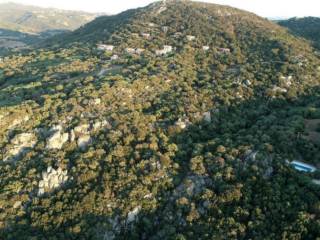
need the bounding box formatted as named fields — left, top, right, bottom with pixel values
left=111, top=55, right=119, bottom=61
left=217, top=48, right=231, bottom=53
left=97, top=44, right=114, bottom=51
left=135, top=48, right=145, bottom=55
left=290, top=161, right=317, bottom=173
left=156, top=45, right=173, bottom=56
left=203, top=46, right=210, bottom=51
left=187, top=35, right=196, bottom=41
left=126, top=48, right=136, bottom=54
left=141, top=33, right=151, bottom=39
left=125, top=48, right=145, bottom=55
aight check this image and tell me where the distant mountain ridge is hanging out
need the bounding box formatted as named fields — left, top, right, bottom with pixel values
left=0, top=2, right=102, bottom=54
left=0, top=2, right=99, bottom=33
left=278, top=17, right=320, bottom=50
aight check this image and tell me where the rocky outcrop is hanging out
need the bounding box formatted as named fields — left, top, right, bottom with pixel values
left=0, top=113, right=30, bottom=132
left=3, top=132, right=37, bottom=161
left=203, top=112, right=211, bottom=123
left=174, top=175, right=212, bottom=198
left=127, top=206, right=141, bottom=224
left=92, top=120, right=110, bottom=131
left=46, top=125, right=69, bottom=150
left=38, top=166, right=68, bottom=196
left=77, top=135, right=92, bottom=150
left=74, top=124, right=90, bottom=135
left=71, top=120, right=110, bottom=149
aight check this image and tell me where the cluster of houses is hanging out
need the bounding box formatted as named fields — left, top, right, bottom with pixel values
left=96, top=23, right=233, bottom=59
left=97, top=40, right=229, bottom=59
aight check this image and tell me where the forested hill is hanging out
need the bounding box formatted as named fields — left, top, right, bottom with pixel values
left=278, top=17, right=320, bottom=50
left=0, top=3, right=98, bottom=33
left=1, top=1, right=320, bottom=239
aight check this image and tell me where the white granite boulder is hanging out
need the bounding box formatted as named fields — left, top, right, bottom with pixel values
left=77, top=135, right=92, bottom=150
left=38, top=166, right=68, bottom=196
left=46, top=125, right=69, bottom=150
left=127, top=206, right=141, bottom=224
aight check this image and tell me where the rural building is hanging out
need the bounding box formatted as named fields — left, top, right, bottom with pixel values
left=97, top=44, right=114, bottom=51
left=290, top=160, right=317, bottom=173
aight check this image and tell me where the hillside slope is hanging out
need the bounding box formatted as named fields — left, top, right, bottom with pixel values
left=278, top=17, right=320, bottom=50
left=0, top=3, right=99, bottom=54
left=1, top=1, right=320, bottom=239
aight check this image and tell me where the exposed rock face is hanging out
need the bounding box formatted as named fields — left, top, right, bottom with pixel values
left=174, top=175, right=212, bottom=198
left=93, top=120, right=110, bottom=131
left=46, top=125, right=69, bottom=150
left=74, top=124, right=90, bottom=135
left=77, top=135, right=92, bottom=150
left=127, top=206, right=141, bottom=224
left=70, top=120, right=110, bottom=149
left=38, top=166, right=68, bottom=196
left=3, top=132, right=37, bottom=161
left=13, top=201, right=22, bottom=209
left=9, top=115, right=30, bottom=130
left=244, top=150, right=259, bottom=162
left=203, top=112, right=211, bottom=123
left=0, top=113, right=30, bottom=132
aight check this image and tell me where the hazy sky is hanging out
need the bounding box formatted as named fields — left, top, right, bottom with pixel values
left=0, top=0, right=319, bottom=18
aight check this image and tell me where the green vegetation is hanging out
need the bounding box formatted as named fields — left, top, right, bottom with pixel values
left=278, top=17, right=320, bottom=50
left=0, top=1, right=320, bottom=239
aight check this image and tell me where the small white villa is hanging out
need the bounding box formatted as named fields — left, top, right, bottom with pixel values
left=111, top=55, right=119, bottom=61
left=217, top=47, right=231, bottom=53
left=156, top=45, right=173, bottom=56
left=187, top=35, right=196, bottom=41
left=141, top=33, right=151, bottom=39
left=203, top=46, right=210, bottom=51
left=135, top=48, right=145, bottom=55
left=97, top=44, right=114, bottom=51
left=125, top=48, right=136, bottom=54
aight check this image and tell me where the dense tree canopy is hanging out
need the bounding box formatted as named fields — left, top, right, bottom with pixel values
left=0, top=1, right=320, bottom=239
